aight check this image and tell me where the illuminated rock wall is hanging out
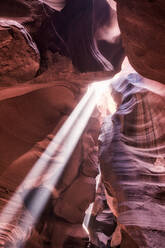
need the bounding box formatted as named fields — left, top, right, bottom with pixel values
left=0, top=0, right=124, bottom=247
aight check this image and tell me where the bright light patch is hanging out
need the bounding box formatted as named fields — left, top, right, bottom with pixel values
left=0, top=72, right=123, bottom=245
left=83, top=173, right=101, bottom=234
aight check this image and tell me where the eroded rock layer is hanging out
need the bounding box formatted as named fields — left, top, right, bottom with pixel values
left=0, top=20, right=40, bottom=83
left=99, top=74, right=165, bottom=248
left=117, top=0, right=165, bottom=83
left=0, top=0, right=124, bottom=247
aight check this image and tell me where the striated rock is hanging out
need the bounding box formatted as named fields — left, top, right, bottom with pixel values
left=0, top=20, right=40, bottom=84
left=34, top=0, right=124, bottom=73
left=117, top=0, right=165, bottom=83
left=99, top=74, right=165, bottom=247
left=41, top=0, right=66, bottom=11
left=0, top=0, right=124, bottom=76
left=0, top=53, right=115, bottom=102
left=0, top=1, right=125, bottom=247
left=0, top=0, right=124, bottom=79
left=0, top=76, right=101, bottom=247
left=88, top=182, right=117, bottom=248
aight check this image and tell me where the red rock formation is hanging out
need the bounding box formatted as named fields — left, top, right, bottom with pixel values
left=99, top=73, right=165, bottom=248
left=0, top=0, right=51, bottom=33
left=0, top=0, right=125, bottom=247
left=0, top=20, right=40, bottom=84
left=117, top=0, right=165, bottom=83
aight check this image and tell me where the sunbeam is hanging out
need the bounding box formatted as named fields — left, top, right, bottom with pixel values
left=0, top=72, right=123, bottom=246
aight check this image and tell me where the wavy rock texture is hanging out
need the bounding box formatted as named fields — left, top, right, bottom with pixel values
left=0, top=55, right=103, bottom=246
left=0, top=70, right=101, bottom=247
left=99, top=74, right=165, bottom=248
left=0, top=0, right=125, bottom=246
left=117, top=0, right=165, bottom=83
left=34, top=0, right=124, bottom=73
left=88, top=182, right=117, bottom=248
left=40, top=0, right=66, bottom=11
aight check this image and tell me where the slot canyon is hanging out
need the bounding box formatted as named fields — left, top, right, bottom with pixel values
left=0, top=0, right=165, bottom=247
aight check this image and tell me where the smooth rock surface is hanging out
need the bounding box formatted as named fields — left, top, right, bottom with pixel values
left=117, top=0, right=165, bottom=83
left=54, top=175, right=96, bottom=223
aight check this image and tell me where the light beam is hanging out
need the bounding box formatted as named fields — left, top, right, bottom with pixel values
left=0, top=72, right=122, bottom=246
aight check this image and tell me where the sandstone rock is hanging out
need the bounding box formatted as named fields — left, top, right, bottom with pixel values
left=0, top=1, right=125, bottom=247
left=117, top=0, right=165, bottom=83
left=0, top=0, right=54, bottom=75
left=99, top=74, right=165, bottom=247
left=41, top=0, right=66, bottom=11
left=80, top=133, right=99, bottom=178
left=0, top=0, right=51, bottom=33
left=0, top=52, right=115, bottom=102
left=0, top=84, right=76, bottom=176
left=0, top=20, right=40, bottom=84
left=0, top=73, right=101, bottom=246
left=0, top=0, right=31, bottom=19
left=54, top=175, right=96, bottom=223
left=56, top=139, right=83, bottom=193
left=50, top=218, right=88, bottom=248
left=88, top=182, right=117, bottom=248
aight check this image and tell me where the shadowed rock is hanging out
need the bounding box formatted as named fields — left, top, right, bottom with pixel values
left=0, top=20, right=40, bottom=84
left=99, top=74, right=165, bottom=247
left=117, top=0, right=165, bottom=83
